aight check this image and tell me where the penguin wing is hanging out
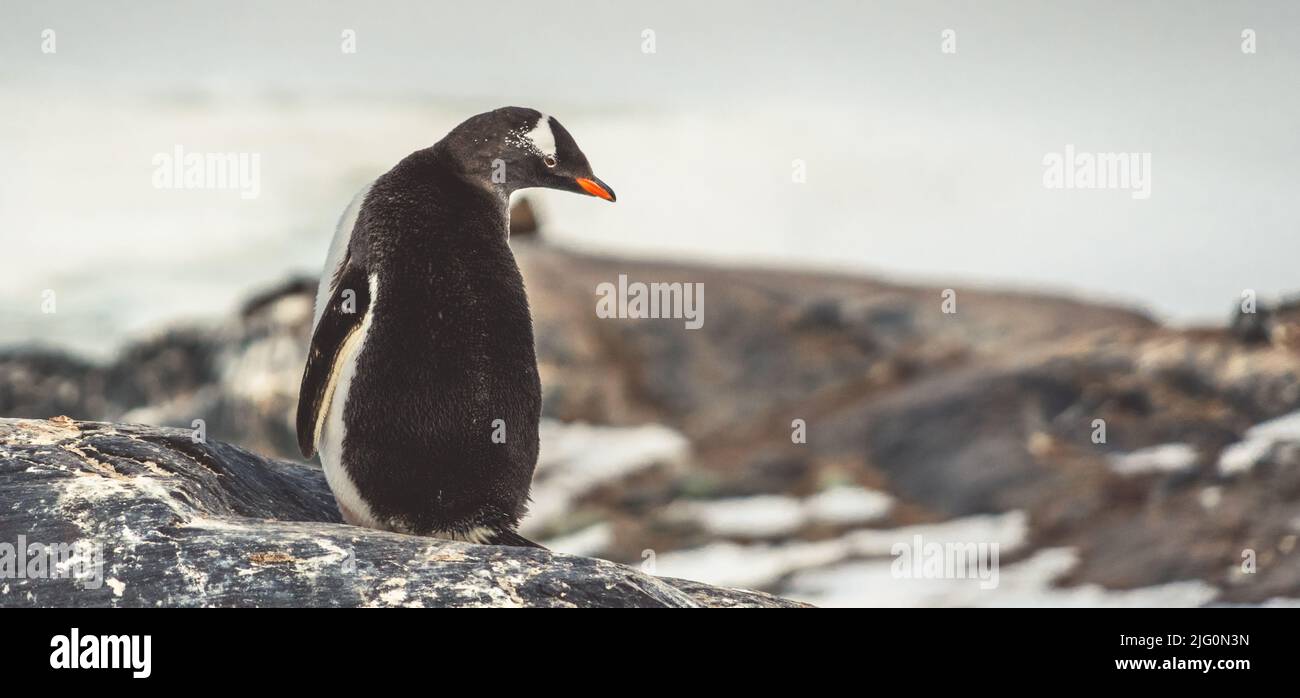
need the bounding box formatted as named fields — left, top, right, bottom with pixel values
left=312, top=184, right=371, bottom=331
left=296, top=256, right=372, bottom=458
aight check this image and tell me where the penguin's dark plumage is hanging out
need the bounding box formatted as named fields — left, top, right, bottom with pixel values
left=296, top=107, right=615, bottom=546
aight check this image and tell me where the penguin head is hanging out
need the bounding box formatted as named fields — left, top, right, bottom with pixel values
left=438, top=106, right=616, bottom=203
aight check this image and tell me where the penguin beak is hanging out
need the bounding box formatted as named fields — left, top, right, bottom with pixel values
left=576, top=177, right=616, bottom=202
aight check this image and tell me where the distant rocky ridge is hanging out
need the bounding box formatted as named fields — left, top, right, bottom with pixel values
left=3, top=241, right=1300, bottom=605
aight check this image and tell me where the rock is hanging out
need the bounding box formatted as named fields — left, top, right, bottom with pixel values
left=0, top=281, right=313, bottom=460
left=5, top=245, right=1300, bottom=605
left=1230, top=303, right=1272, bottom=345
left=0, top=348, right=109, bottom=420
left=845, top=340, right=1300, bottom=603
left=0, top=245, right=1157, bottom=465
left=509, top=196, right=540, bottom=237
left=0, top=418, right=804, bottom=608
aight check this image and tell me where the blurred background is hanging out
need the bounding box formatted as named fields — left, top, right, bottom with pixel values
left=2, top=0, right=1299, bottom=606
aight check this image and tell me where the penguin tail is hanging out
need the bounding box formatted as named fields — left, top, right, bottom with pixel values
left=488, top=529, right=548, bottom=550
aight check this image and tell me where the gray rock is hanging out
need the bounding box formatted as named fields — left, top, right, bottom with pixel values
left=0, top=417, right=804, bottom=608
left=10, top=245, right=1297, bottom=603
left=508, top=196, right=540, bottom=237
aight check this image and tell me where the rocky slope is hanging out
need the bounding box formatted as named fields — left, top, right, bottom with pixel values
left=0, top=417, right=801, bottom=608
left=3, top=240, right=1300, bottom=606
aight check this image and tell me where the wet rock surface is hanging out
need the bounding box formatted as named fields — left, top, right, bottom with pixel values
left=0, top=418, right=802, bottom=608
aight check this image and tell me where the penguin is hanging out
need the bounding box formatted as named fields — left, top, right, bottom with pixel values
left=296, top=107, right=615, bottom=547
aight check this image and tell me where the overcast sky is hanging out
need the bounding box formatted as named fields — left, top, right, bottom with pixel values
left=2, top=1, right=1298, bottom=347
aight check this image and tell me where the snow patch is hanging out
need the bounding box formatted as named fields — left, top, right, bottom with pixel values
left=522, top=420, right=689, bottom=535
left=787, top=547, right=1218, bottom=608
left=654, top=511, right=1026, bottom=590
left=1218, top=410, right=1300, bottom=475
left=666, top=486, right=893, bottom=538
left=1108, top=443, right=1197, bottom=476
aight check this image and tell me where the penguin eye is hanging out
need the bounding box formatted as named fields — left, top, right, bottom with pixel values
left=543, top=155, right=557, bottom=168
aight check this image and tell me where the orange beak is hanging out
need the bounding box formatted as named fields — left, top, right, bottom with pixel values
left=576, top=177, right=616, bottom=202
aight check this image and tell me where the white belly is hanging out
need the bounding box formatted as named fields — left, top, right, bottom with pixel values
left=317, top=275, right=381, bottom=529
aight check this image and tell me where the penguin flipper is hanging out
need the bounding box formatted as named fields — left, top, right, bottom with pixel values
left=487, top=529, right=548, bottom=550
left=296, top=259, right=371, bottom=459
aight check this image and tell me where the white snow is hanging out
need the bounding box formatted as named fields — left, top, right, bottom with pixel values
left=521, top=420, right=690, bottom=535
left=668, top=495, right=807, bottom=538
left=786, top=547, right=1218, bottom=608
left=1107, top=443, right=1198, bottom=476
left=805, top=487, right=894, bottom=525
left=654, top=511, right=1027, bottom=590
left=1218, top=439, right=1272, bottom=475
left=1217, top=410, right=1300, bottom=475
left=665, top=486, right=893, bottom=538
left=1241, top=410, right=1300, bottom=441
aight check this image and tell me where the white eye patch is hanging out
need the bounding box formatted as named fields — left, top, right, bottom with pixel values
left=508, top=114, right=557, bottom=158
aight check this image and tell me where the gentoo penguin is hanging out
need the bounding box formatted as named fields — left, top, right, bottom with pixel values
left=296, top=107, right=615, bottom=547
